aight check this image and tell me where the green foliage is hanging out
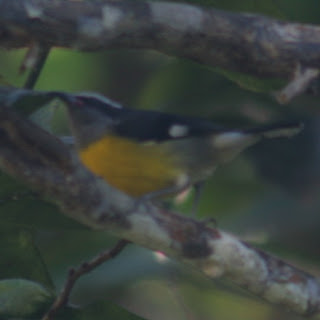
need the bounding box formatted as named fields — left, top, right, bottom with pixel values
left=0, top=279, right=53, bottom=318
left=0, top=228, right=53, bottom=288
left=60, top=300, right=146, bottom=320
left=213, top=67, right=286, bottom=93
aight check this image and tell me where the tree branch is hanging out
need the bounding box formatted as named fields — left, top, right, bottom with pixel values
left=0, top=0, right=320, bottom=82
left=43, top=239, right=129, bottom=320
left=0, top=87, right=319, bottom=316
left=275, top=64, right=320, bottom=103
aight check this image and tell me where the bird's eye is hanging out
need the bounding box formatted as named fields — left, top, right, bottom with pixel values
left=75, top=98, right=85, bottom=107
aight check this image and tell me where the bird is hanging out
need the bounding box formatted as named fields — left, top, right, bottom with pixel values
left=57, top=92, right=303, bottom=209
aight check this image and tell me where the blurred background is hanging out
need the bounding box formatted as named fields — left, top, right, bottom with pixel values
left=0, top=0, right=320, bottom=319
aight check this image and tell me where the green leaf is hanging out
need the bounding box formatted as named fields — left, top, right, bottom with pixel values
left=0, top=228, right=54, bottom=288
left=59, top=300, right=146, bottom=320
left=0, top=279, right=54, bottom=318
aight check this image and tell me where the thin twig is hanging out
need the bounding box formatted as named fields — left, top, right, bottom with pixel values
left=42, top=239, right=130, bottom=320
left=22, top=44, right=51, bottom=89
left=275, top=64, right=320, bottom=104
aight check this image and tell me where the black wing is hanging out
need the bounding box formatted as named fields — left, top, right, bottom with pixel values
left=113, top=109, right=227, bottom=142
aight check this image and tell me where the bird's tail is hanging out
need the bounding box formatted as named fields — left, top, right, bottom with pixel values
left=244, top=121, right=303, bottom=139
left=212, top=121, right=303, bottom=163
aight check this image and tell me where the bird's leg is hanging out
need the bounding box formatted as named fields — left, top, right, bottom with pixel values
left=190, top=181, right=206, bottom=216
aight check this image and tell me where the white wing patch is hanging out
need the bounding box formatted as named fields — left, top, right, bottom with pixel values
left=176, top=173, right=189, bottom=188
left=168, top=124, right=189, bottom=138
left=212, top=132, right=246, bottom=148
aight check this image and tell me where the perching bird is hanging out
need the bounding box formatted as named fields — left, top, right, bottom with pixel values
left=58, top=92, right=302, bottom=205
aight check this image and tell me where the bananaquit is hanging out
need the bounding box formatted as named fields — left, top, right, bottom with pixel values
left=61, top=93, right=302, bottom=202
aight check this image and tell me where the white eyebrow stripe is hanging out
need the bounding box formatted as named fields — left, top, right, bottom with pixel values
left=75, top=92, right=123, bottom=109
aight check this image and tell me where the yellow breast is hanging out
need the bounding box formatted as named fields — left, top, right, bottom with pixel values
left=79, top=135, right=182, bottom=197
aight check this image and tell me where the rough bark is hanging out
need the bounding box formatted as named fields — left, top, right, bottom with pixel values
left=0, top=0, right=320, bottom=81
left=0, top=87, right=319, bottom=316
